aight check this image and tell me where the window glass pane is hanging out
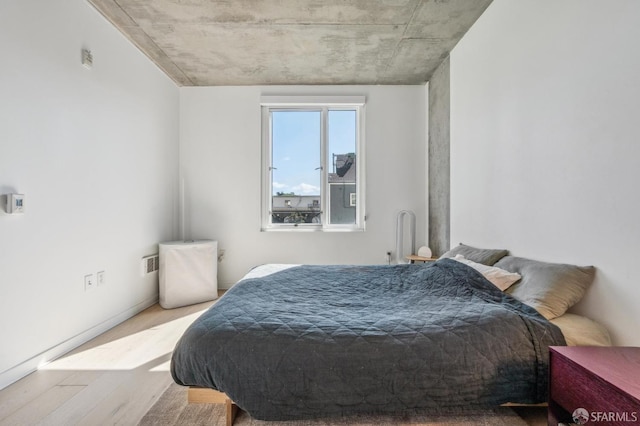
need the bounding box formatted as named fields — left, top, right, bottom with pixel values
left=271, top=111, right=322, bottom=225
left=327, top=110, right=357, bottom=225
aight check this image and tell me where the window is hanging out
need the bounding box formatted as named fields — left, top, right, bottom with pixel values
left=261, top=96, right=365, bottom=231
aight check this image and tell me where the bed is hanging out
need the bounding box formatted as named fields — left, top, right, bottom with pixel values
left=171, top=256, right=590, bottom=422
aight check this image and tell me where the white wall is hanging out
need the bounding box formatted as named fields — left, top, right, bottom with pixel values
left=180, top=86, right=427, bottom=287
left=0, top=0, right=179, bottom=387
left=450, top=0, right=640, bottom=345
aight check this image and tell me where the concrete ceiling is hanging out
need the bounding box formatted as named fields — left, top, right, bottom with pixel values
left=87, top=0, right=492, bottom=86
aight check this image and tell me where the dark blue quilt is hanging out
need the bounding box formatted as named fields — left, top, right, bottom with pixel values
left=171, top=259, right=565, bottom=420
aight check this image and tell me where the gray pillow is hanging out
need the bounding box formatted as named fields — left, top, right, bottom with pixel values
left=494, top=256, right=595, bottom=320
left=439, top=243, right=508, bottom=266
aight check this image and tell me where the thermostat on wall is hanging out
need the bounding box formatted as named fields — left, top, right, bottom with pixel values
left=7, top=193, right=25, bottom=214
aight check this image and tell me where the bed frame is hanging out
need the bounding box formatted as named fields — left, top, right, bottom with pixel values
left=186, top=386, right=545, bottom=426
left=188, top=387, right=238, bottom=426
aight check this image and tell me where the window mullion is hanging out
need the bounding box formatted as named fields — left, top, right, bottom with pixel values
left=268, top=110, right=274, bottom=218
left=320, top=107, right=328, bottom=228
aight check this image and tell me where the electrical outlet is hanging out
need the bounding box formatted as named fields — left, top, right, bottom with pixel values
left=84, top=274, right=96, bottom=291
left=97, top=270, right=106, bottom=286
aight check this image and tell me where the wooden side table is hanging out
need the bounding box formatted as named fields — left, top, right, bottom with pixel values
left=548, top=346, right=640, bottom=426
left=406, top=255, right=438, bottom=264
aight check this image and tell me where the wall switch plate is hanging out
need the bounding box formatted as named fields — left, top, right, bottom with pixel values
left=97, top=271, right=106, bottom=286
left=85, top=274, right=96, bottom=291
left=7, top=193, right=25, bottom=214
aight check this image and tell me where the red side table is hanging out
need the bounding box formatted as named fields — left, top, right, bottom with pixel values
left=548, top=346, right=640, bottom=425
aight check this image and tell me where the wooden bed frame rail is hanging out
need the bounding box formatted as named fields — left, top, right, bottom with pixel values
left=188, top=387, right=238, bottom=426
left=187, top=386, right=547, bottom=426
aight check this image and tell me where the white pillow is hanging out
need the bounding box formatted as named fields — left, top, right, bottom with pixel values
left=452, top=254, right=522, bottom=291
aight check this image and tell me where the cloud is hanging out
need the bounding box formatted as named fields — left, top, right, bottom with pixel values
left=282, top=156, right=291, bottom=161
left=292, top=183, right=320, bottom=195
left=272, top=182, right=287, bottom=189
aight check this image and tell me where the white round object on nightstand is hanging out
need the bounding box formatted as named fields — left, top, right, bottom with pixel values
left=417, top=246, right=432, bottom=258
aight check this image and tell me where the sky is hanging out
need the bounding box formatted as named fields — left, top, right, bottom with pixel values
left=271, top=109, right=356, bottom=196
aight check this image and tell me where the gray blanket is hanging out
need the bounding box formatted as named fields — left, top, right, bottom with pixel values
left=171, top=260, right=565, bottom=420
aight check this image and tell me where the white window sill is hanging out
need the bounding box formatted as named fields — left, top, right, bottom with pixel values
left=261, top=226, right=365, bottom=233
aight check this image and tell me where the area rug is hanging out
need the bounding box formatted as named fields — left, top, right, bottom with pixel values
left=139, top=383, right=535, bottom=426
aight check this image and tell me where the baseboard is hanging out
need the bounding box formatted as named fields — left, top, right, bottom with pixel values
left=0, top=295, right=158, bottom=390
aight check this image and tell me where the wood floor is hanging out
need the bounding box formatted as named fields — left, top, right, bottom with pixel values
left=0, top=296, right=547, bottom=426
left=0, top=299, right=216, bottom=425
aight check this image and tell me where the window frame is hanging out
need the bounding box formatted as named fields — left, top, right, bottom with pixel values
left=260, top=96, right=366, bottom=232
